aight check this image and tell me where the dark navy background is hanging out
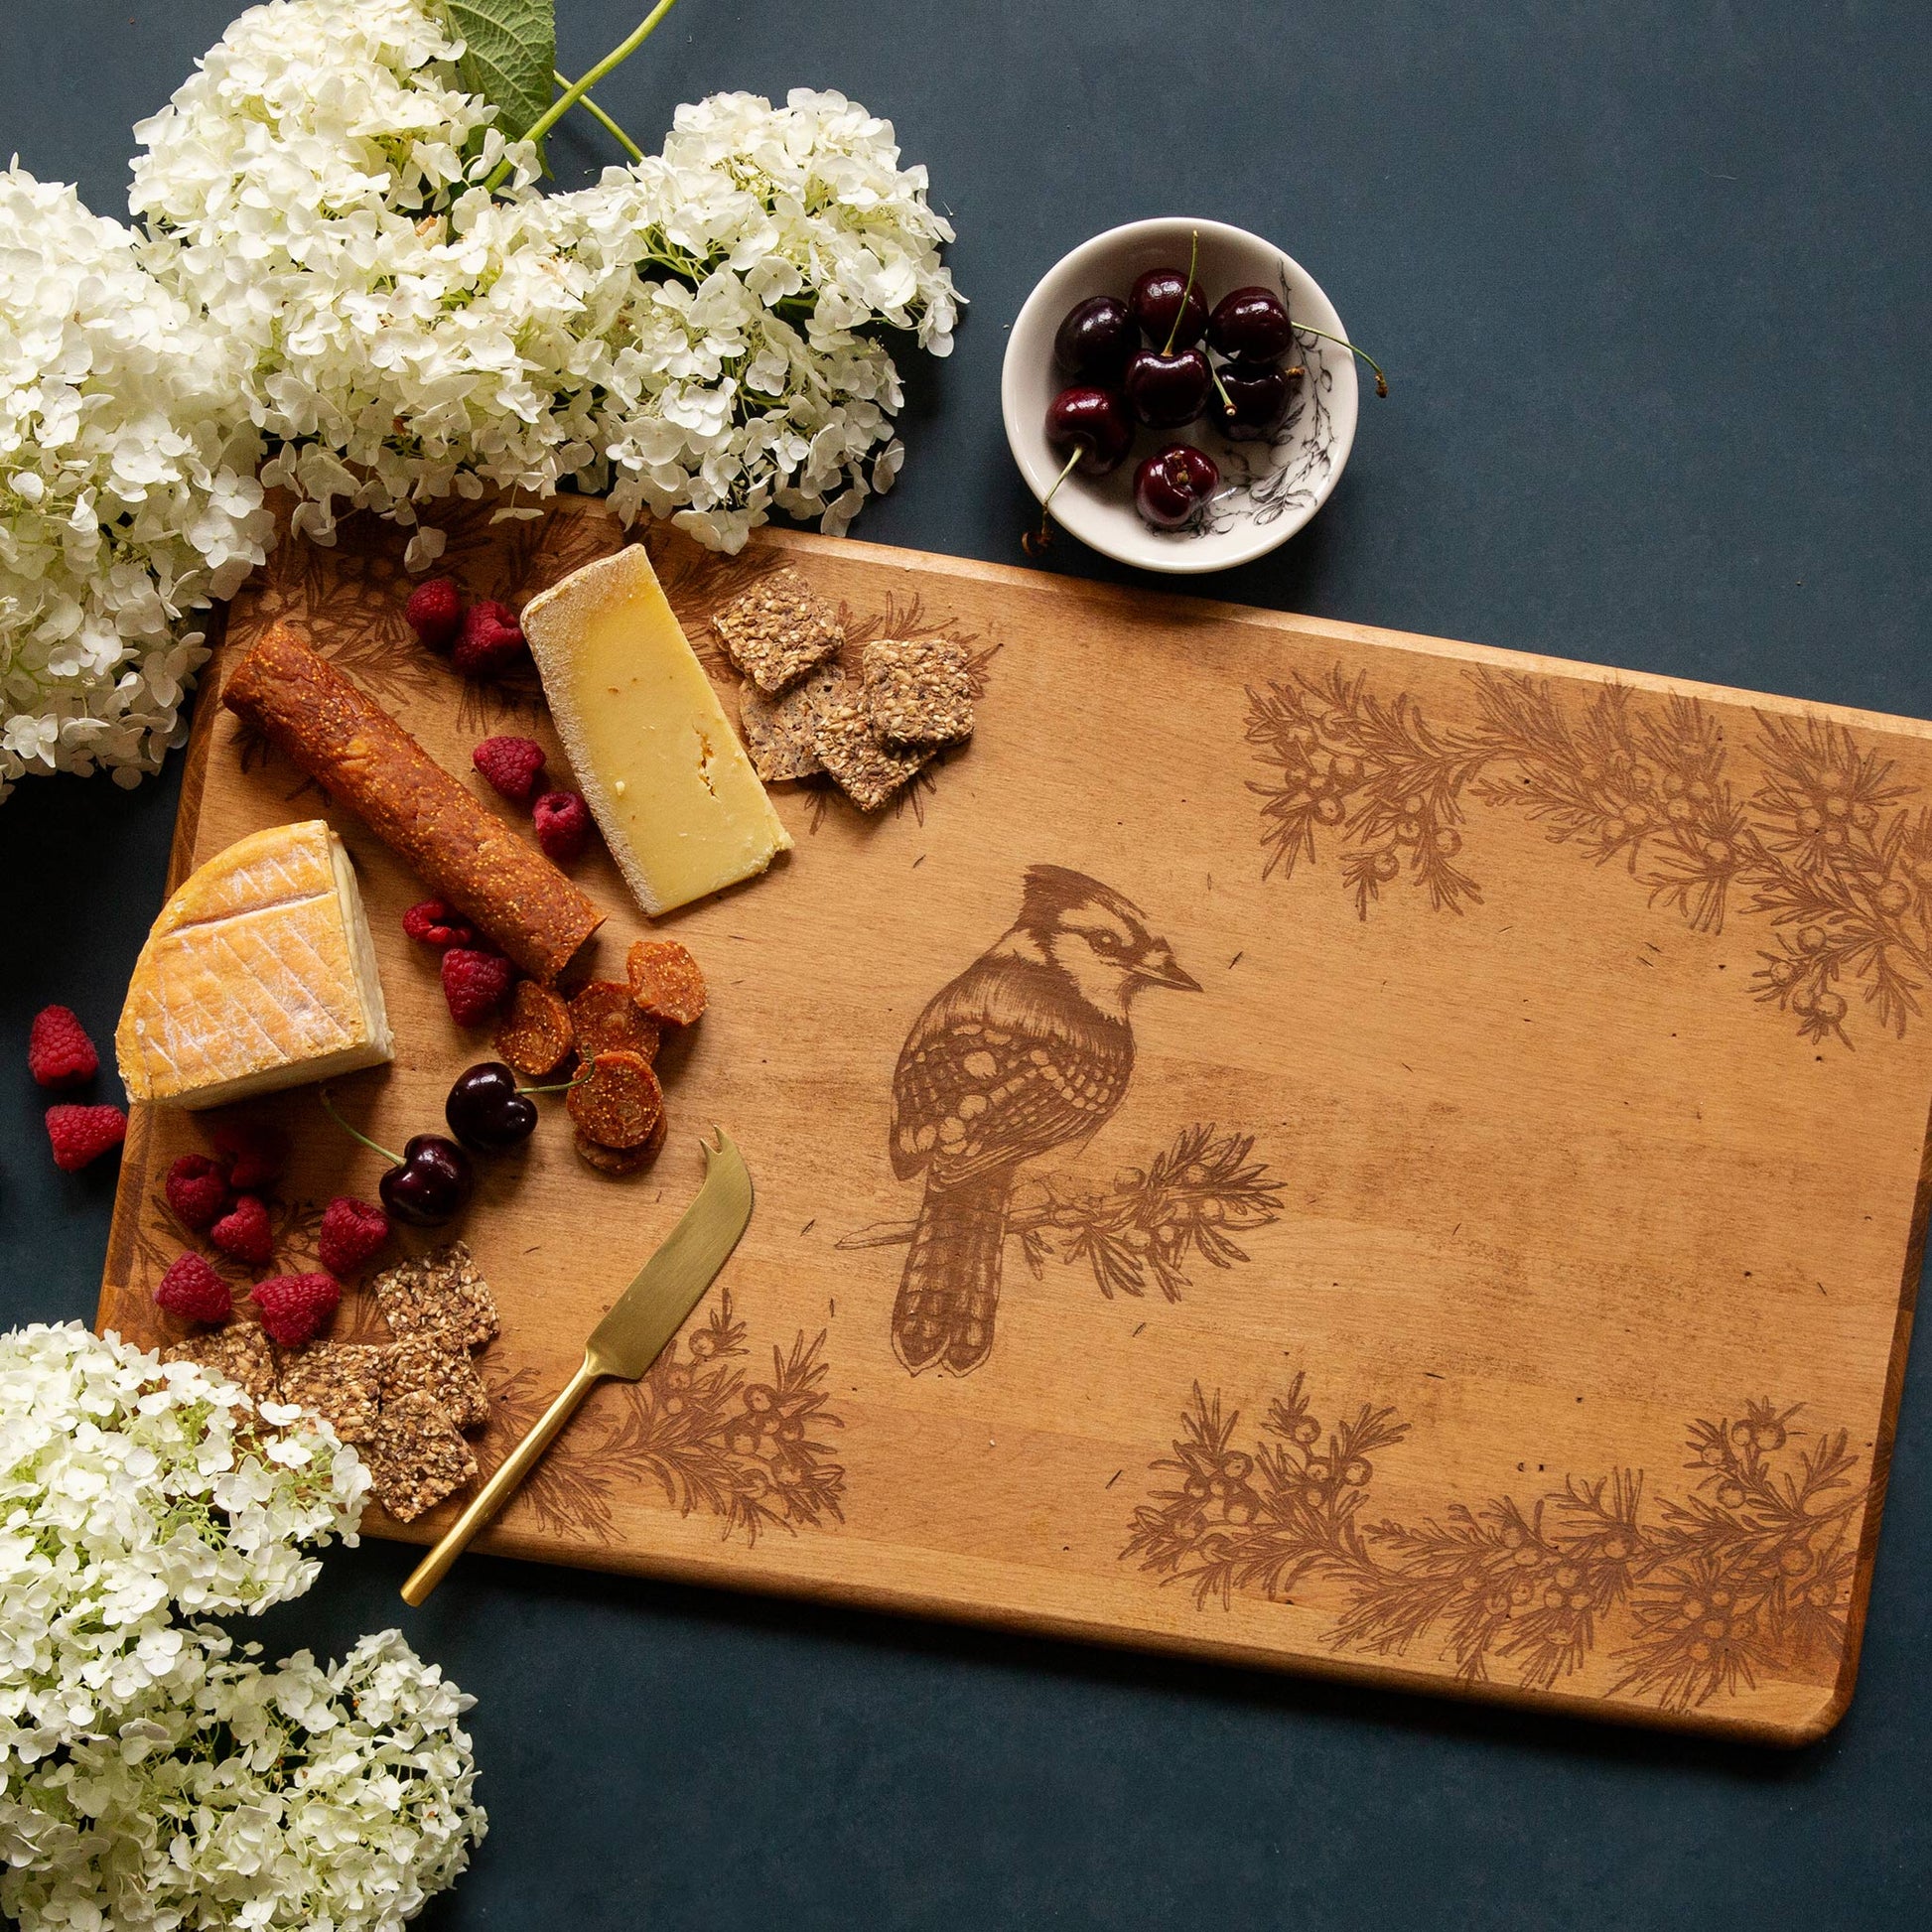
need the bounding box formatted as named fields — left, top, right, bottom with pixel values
left=5, top=3, right=1930, bottom=1924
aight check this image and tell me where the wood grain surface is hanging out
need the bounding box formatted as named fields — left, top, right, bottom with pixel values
left=98, top=496, right=1932, bottom=1742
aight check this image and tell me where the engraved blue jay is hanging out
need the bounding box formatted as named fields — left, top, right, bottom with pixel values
left=890, top=866, right=1199, bottom=1375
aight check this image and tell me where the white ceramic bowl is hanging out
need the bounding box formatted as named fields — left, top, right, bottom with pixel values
left=1002, top=216, right=1359, bottom=574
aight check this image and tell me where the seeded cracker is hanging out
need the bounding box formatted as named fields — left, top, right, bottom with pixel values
left=275, top=1341, right=385, bottom=1445
left=813, top=701, right=933, bottom=811
left=163, top=1321, right=279, bottom=1406
left=712, top=568, right=843, bottom=696
left=861, top=638, right=975, bottom=747
left=382, top=1330, right=491, bottom=1432
left=365, top=1389, right=478, bottom=1523
left=371, top=1241, right=499, bottom=1353
left=736, top=665, right=845, bottom=782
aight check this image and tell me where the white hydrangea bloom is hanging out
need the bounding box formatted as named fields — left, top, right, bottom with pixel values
left=0, top=1322, right=363, bottom=1760
left=0, top=170, right=271, bottom=798
left=0, top=1324, right=483, bottom=1932
left=132, top=0, right=961, bottom=555
left=1, top=1626, right=485, bottom=1932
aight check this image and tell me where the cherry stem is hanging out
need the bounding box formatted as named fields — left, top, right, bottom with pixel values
left=1209, top=364, right=1235, bottom=415
left=319, top=1087, right=402, bottom=1168
left=521, top=1062, right=598, bottom=1096
left=1025, top=445, right=1084, bottom=555
left=1162, top=229, right=1200, bottom=357
left=1296, top=325, right=1389, bottom=396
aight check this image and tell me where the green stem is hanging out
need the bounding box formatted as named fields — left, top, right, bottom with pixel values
left=1162, top=229, right=1200, bottom=356
left=488, top=0, right=684, bottom=190
left=1297, top=324, right=1389, bottom=396
left=522, top=1062, right=598, bottom=1096
left=1023, top=445, right=1084, bottom=557
left=555, top=69, right=644, bottom=162
left=319, top=1088, right=402, bottom=1168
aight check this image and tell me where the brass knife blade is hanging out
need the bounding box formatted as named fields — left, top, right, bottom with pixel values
left=586, top=1126, right=755, bottom=1378
left=399, top=1127, right=753, bottom=1605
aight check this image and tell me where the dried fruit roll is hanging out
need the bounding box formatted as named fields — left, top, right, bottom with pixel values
left=224, top=623, right=603, bottom=982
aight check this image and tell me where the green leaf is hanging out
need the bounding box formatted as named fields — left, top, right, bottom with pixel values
left=446, top=0, right=557, bottom=144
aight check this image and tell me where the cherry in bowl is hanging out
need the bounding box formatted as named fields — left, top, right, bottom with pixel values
left=1053, top=296, right=1140, bottom=385
left=1129, top=267, right=1208, bottom=349
left=1045, top=385, right=1134, bottom=476
left=1207, top=285, right=1296, bottom=362
left=1213, top=359, right=1296, bottom=441
left=1135, top=445, right=1220, bottom=530
left=1124, top=346, right=1211, bottom=428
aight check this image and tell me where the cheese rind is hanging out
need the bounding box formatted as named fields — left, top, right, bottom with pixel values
left=116, top=821, right=393, bottom=1108
left=522, top=546, right=791, bottom=917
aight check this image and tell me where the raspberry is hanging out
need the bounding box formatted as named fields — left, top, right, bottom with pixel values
left=155, top=1253, right=232, bottom=1325
left=28, top=1005, right=98, bottom=1087
left=532, top=789, right=593, bottom=864
left=210, top=1120, right=289, bottom=1191
left=164, top=1153, right=230, bottom=1232
left=209, top=1193, right=274, bottom=1267
left=441, top=946, right=515, bottom=1028
left=451, top=599, right=526, bottom=678
left=472, top=734, right=547, bottom=804
left=253, top=1272, right=341, bottom=1348
left=404, top=576, right=465, bottom=650
left=318, top=1195, right=390, bottom=1276
left=45, top=1104, right=126, bottom=1173
left=402, top=898, right=477, bottom=948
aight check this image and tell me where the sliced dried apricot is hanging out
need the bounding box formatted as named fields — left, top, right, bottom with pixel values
left=573, top=1113, right=665, bottom=1175
left=494, top=980, right=575, bottom=1077
left=627, top=939, right=707, bottom=1028
left=566, top=1049, right=663, bottom=1150
left=569, top=980, right=659, bottom=1062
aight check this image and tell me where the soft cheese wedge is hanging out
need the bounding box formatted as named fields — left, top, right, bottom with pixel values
left=522, top=545, right=791, bottom=916
left=117, top=820, right=392, bottom=1108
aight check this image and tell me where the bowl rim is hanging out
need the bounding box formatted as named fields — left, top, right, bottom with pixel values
left=1000, top=215, right=1358, bottom=575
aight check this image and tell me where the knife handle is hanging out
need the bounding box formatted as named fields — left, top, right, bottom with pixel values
left=400, top=1354, right=601, bottom=1606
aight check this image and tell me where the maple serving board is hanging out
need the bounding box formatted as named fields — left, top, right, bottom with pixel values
left=100, top=496, right=1932, bottom=1742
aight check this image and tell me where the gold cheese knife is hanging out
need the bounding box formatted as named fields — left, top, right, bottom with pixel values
left=400, top=1127, right=755, bottom=1606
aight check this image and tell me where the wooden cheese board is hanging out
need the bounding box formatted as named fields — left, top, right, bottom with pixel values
left=100, top=494, right=1932, bottom=1742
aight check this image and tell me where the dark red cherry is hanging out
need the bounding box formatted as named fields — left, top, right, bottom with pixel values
left=1213, top=359, right=1295, bottom=441
left=1053, top=296, right=1140, bottom=384
left=380, top=1135, right=473, bottom=1226
left=1129, top=267, right=1208, bottom=350
left=445, top=1061, right=539, bottom=1153
left=1208, top=286, right=1295, bottom=361
left=1045, top=386, right=1133, bottom=477
left=1123, top=347, right=1211, bottom=428
left=1135, top=445, right=1220, bottom=530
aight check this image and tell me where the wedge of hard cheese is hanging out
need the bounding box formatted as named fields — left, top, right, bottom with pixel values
left=117, top=820, right=393, bottom=1108
left=522, top=545, right=790, bottom=916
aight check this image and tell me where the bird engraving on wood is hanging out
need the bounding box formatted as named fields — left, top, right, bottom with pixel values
left=890, top=866, right=1200, bottom=1375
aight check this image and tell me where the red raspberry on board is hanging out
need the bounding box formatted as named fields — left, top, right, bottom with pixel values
left=451, top=600, right=526, bottom=679
left=405, top=577, right=465, bottom=650
left=253, top=1272, right=341, bottom=1348
left=442, top=946, right=515, bottom=1028
left=532, top=790, right=592, bottom=864
left=318, top=1195, right=389, bottom=1276
left=402, top=899, right=477, bottom=948
left=164, top=1153, right=230, bottom=1232
left=155, top=1253, right=233, bottom=1325
left=210, top=1120, right=289, bottom=1192
left=45, top=1104, right=126, bottom=1173
left=473, top=735, right=548, bottom=804
left=209, top=1193, right=274, bottom=1267
left=28, top=1005, right=98, bottom=1087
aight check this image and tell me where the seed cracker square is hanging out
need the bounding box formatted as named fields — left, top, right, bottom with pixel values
left=861, top=638, right=975, bottom=747
left=812, top=701, right=933, bottom=812
left=371, top=1241, right=498, bottom=1353
left=364, top=1389, right=478, bottom=1524
left=163, top=1321, right=279, bottom=1406
left=736, top=666, right=847, bottom=781
left=275, top=1341, right=385, bottom=1445
left=712, top=568, right=843, bottom=696
left=382, top=1330, right=491, bottom=1433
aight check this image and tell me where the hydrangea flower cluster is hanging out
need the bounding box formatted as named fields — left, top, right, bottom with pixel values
left=0, top=170, right=271, bottom=798
left=0, top=1323, right=485, bottom=1932
left=132, top=0, right=961, bottom=558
